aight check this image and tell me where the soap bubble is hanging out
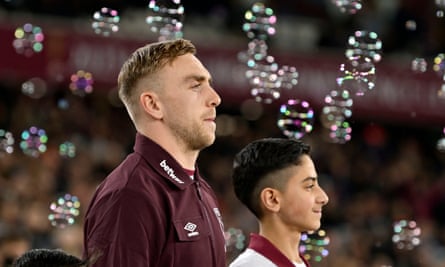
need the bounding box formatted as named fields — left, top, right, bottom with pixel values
left=433, top=53, right=445, bottom=76
left=224, top=227, right=246, bottom=252
left=92, top=7, right=120, bottom=36
left=146, top=0, right=184, bottom=41
left=320, top=89, right=353, bottom=128
left=277, top=99, right=314, bottom=139
left=59, top=141, right=76, bottom=158
left=246, top=55, right=281, bottom=104
left=48, top=194, right=81, bottom=228
left=405, top=20, right=417, bottom=31
left=300, top=229, right=330, bottom=263
left=21, top=77, right=47, bottom=99
left=20, top=126, right=48, bottom=157
left=13, top=23, right=44, bottom=57
left=243, top=2, right=276, bottom=40
left=70, top=70, right=94, bottom=96
left=0, top=129, right=14, bottom=156
left=345, top=30, right=382, bottom=63
left=328, top=120, right=352, bottom=143
left=331, top=0, right=362, bottom=14
left=337, top=56, right=376, bottom=96
left=437, top=127, right=445, bottom=152
left=392, top=219, right=421, bottom=250
left=277, top=65, right=299, bottom=90
left=411, top=58, right=427, bottom=73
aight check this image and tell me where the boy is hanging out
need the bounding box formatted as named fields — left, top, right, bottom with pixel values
left=230, top=138, right=329, bottom=267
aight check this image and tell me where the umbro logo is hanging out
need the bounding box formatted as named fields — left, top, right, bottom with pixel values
left=184, top=222, right=199, bottom=237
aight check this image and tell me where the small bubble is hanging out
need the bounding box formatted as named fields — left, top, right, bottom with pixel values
left=59, top=141, right=76, bottom=158
left=21, top=77, right=47, bottom=99
left=20, top=126, right=48, bottom=157
left=146, top=0, right=184, bottom=41
left=405, top=20, right=417, bottom=31
left=411, top=58, right=427, bottom=73
left=48, top=194, right=81, bottom=228
left=328, top=120, right=352, bottom=144
left=70, top=70, right=94, bottom=96
left=13, top=23, right=44, bottom=57
left=243, top=2, right=276, bottom=40
left=277, top=99, right=314, bottom=139
left=92, top=7, right=120, bottom=36
left=392, top=219, right=421, bottom=250
left=299, top=229, right=330, bottom=262
left=0, top=129, right=14, bottom=156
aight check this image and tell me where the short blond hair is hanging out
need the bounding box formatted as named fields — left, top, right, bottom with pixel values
left=118, top=39, right=196, bottom=123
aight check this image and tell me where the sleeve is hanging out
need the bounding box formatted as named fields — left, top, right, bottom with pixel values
left=85, top=188, right=166, bottom=267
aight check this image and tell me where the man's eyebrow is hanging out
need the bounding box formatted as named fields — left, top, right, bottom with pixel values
left=183, top=74, right=213, bottom=83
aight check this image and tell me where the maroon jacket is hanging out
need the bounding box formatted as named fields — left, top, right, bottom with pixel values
left=84, top=133, right=226, bottom=267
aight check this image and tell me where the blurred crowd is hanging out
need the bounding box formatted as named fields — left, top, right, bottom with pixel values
left=0, top=85, right=444, bottom=267
left=1, top=0, right=445, bottom=266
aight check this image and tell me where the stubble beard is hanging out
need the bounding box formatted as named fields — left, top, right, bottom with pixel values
left=169, top=119, right=215, bottom=151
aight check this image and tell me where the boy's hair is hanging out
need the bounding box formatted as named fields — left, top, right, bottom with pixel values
left=118, top=38, right=196, bottom=124
left=13, top=249, right=87, bottom=267
left=232, top=138, right=310, bottom=218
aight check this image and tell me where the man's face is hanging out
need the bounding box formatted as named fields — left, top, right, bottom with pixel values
left=156, top=53, right=221, bottom=151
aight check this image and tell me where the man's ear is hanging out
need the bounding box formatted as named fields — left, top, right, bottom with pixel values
left=140, top=91, right=163, bottom=119
left=260, top=187, right=281, bottom=213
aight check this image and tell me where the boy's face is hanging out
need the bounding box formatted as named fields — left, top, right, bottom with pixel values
left=276, top=155, right=329, bottom=232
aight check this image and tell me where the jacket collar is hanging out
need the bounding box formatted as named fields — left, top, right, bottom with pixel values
left=248, top=233, right=310, bottom=267
left=133, top=132, right=197, bottom=189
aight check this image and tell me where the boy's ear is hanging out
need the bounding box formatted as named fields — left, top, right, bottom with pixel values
left=140, top=91, right=163, bottom=119
left=260, top=187, right=281, bottom=213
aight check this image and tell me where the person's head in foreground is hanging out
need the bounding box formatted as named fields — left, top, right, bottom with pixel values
left=13, top=248, right=100, bottom=267
left=117, top=38, right=221, bottom=156
left=232, top=137, right=329, bottom=234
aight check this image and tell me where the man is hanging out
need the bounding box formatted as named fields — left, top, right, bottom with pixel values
left=83, top=39, right=226, bottom=267
left=230, top=138, right=329, bottom=267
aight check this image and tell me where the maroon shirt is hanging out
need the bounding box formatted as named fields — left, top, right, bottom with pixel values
left=84, top=133, right=226, bottom=267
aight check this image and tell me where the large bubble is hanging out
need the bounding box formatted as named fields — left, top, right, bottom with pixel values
left=337, top=56, right=376, bottom=96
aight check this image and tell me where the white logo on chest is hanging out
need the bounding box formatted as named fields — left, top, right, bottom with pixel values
left=184, top=222, right=199, bottom=237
